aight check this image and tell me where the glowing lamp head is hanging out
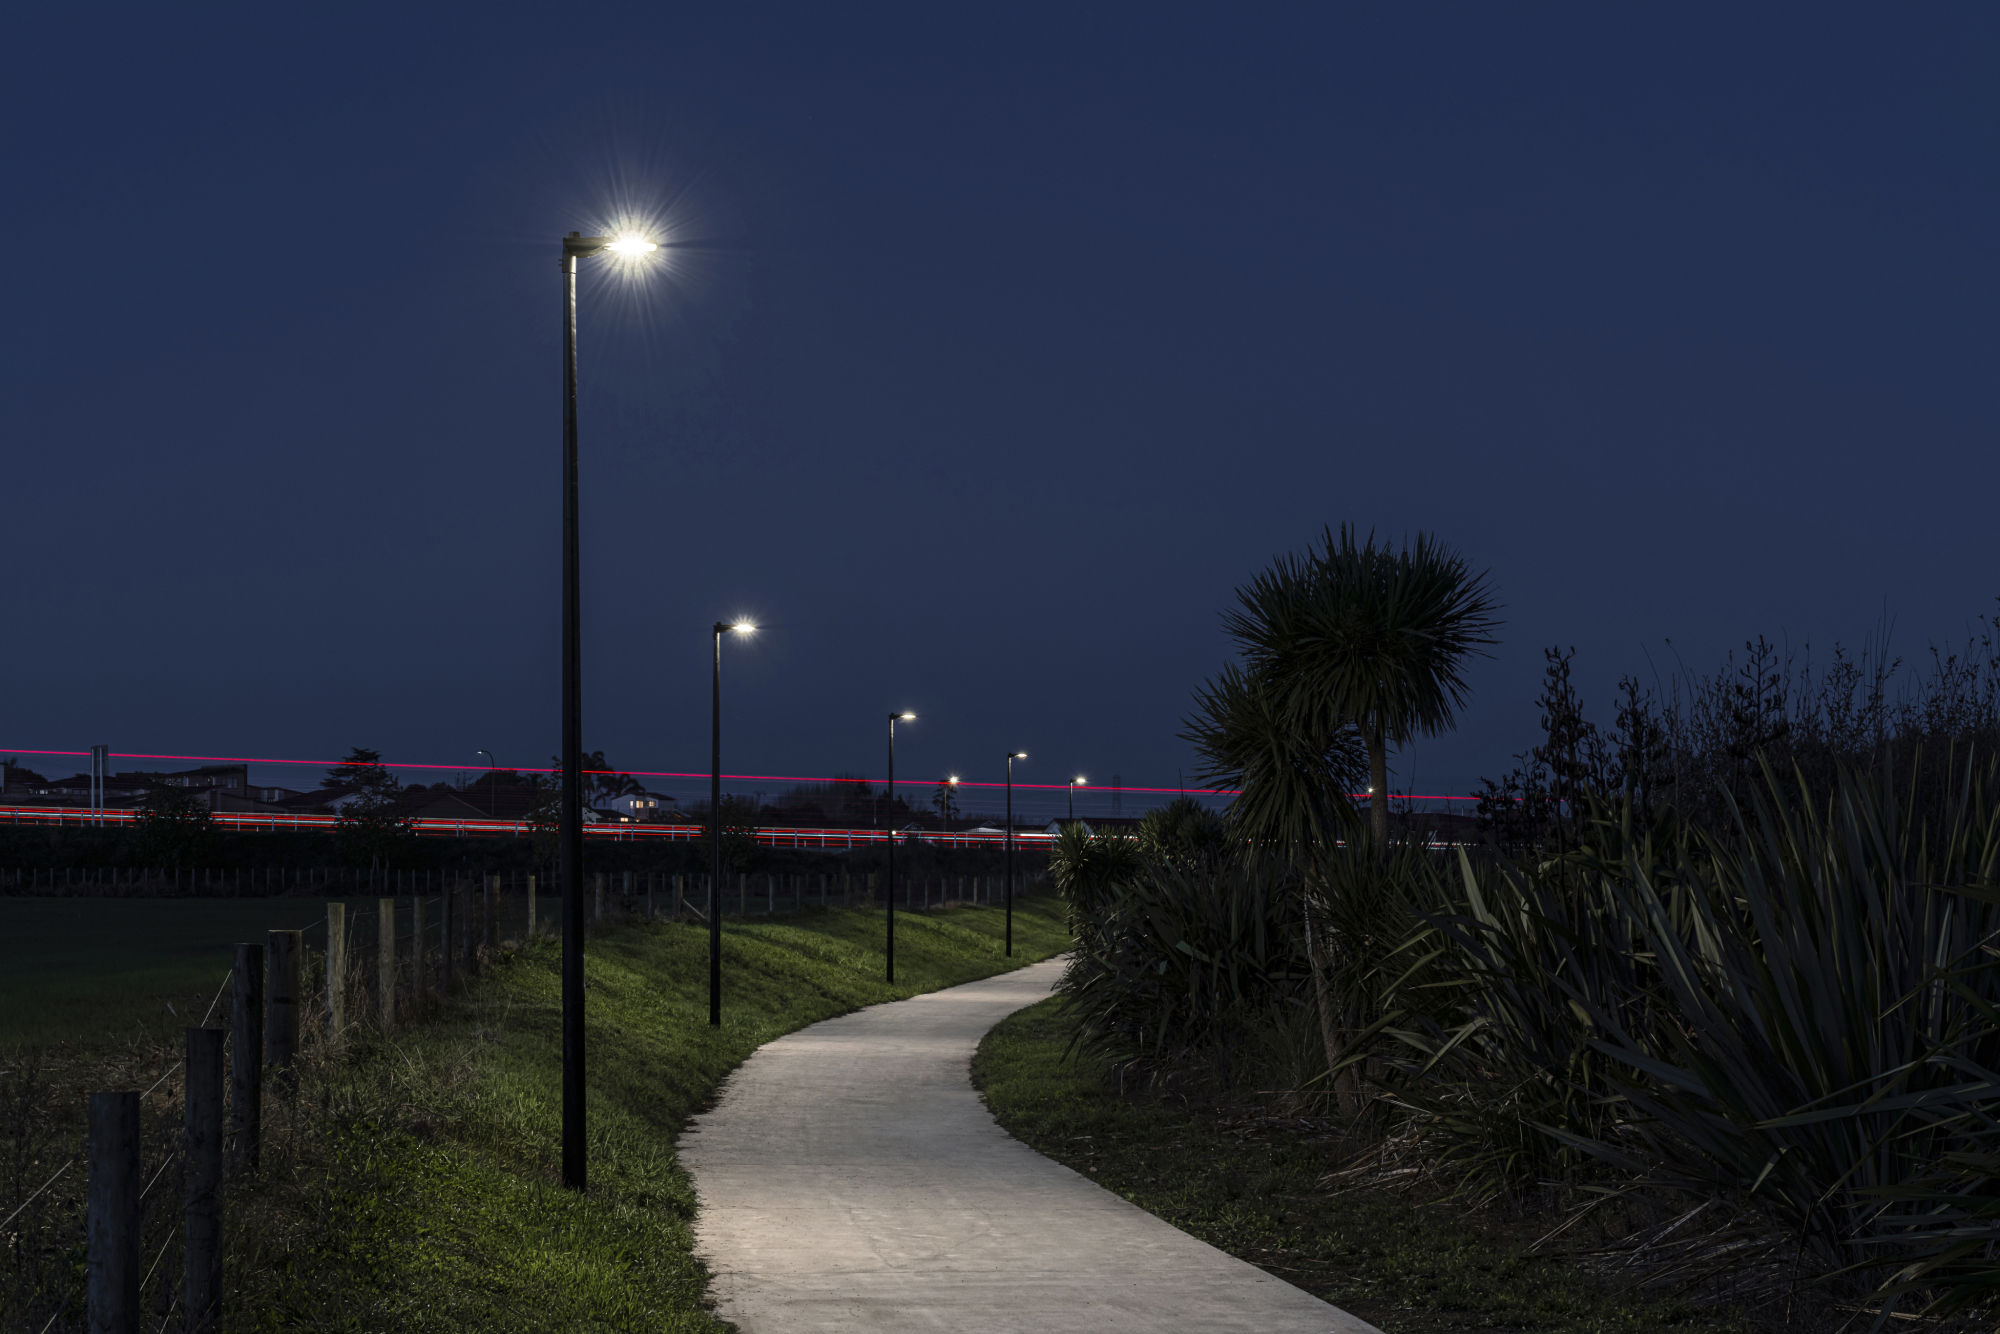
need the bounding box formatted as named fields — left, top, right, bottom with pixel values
left=1074, top=777, right=1087, bottom=786
left=731, top=620, right=756, bottom=634
left=898, top=711, right=917, bottom=721
left=1012, top=751, right=1028, bottom=760
left=606, top=234, right=658, bottom=256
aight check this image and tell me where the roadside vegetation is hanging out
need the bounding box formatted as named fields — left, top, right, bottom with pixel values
left=1, top=899, right=1070, bottom=1332
left=1035, top=525, right=2000, bottom=1330
left=976, top=997, right=1752, bottom=1334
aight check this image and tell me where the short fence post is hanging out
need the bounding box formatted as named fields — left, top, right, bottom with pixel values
left=526, top=874, right=537, bottom=936
left=184, top=1026, right=224, bottom=1332
left=230, top=944, right=263, bottom=1176
left=87, top=1089, right=140, bottom=1334
left=378, top=898, right=396, bottom=1027
left=326, top=902, right=347, bottom=1040
left=441, top=887, right=454, bottom=995
left=411, top=895, right=426, bottom=1008
left=766, top=872, right=774, bottom=915
left=266, top=930, right=301, bottom=1087
left=467, top=882, right=482, bottom=978
left=674, top=874, right=684, bottom=919
left=738, top=873, right=747, bottom=917
left=867, top=872, right=878, bottom=905
left=594, top=873, right=603, bottom=924
left=485, top=875, right=497, bottom=957
left=647, top=872, right=654, bottom=920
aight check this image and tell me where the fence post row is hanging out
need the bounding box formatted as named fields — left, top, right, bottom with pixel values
left=230, top=943, right=263, bottom=1176
left=184, top=1026, right=224, bottom=1332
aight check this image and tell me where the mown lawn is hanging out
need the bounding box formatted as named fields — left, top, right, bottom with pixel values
left=0, top=896, right=369, bottom=1043
left=974, top=997, right=1756, bottom=1334
left=2, top=899, right=1072, bottom=1333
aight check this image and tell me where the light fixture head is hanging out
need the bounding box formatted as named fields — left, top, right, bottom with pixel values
left=731, top=620, right=756, bottom=634
left=1012, top=751, right=1028, bottom=760
left=898, top=711, right=917, bottom=721
left=606, top=233, right=658, bottom=256
left=1074, top=776, right=1087, bottom=785
left=947, top=776, right=959, bottom=785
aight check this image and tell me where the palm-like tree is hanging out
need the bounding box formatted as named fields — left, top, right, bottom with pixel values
left=1224, top=524, right=1499, bottom=849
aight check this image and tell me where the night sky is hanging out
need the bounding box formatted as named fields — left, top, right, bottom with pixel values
left=5, top=5, right=1995, bottom=818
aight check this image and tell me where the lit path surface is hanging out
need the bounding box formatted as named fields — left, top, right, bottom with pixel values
left=678, top=957, right=1380, bottom=1334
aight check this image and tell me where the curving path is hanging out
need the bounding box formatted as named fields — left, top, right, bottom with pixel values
left=678, top=958, right=1380, bottom=1333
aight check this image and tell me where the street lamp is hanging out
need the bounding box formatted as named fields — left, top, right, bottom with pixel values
left=475, top=750, right=500, bottom=820
left=558, top=227, right=657, bottom=1194
left=710, top=619, right=755, bottom=1027
left=1005, top=751, right=1027, bottom=956
left=886, top=711, right=915, bottom=983
left=1069, top=775, right=1086, bottom=823
left=942, top=776, right=959, bottom=841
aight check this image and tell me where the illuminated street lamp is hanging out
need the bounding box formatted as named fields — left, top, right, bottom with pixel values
left=942, top=776, right=960, bottom=840
left=886, top=711, right=915, bottom=982
left=710, top=620, right=755, bottom=1027
left=1005, top=751, right=1027, bottom=956
left=1068, top=775, right=1086, bottom=823
left=558, top=228, right=657, bottom=1194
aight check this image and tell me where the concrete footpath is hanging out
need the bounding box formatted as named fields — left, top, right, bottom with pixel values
left=678, top=957, right=1380, bottom=1333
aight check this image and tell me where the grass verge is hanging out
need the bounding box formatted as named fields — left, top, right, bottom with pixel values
left=4, top=899, right=1070, bottom=1333
left=973, top=997, right=1756, bottom=1334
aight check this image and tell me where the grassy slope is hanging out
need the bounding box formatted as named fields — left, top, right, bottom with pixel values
left=973, top=998, right=1754, bottom=1334
left=220, top=901, right=1071, bottom=1332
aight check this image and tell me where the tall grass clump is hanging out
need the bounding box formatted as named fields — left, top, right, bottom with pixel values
left=1387, top=754, right=2000, bottom=1314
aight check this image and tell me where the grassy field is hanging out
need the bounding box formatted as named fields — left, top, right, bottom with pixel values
left=0, top=896, right=370, bottom=1043
left=2, top=898, right=1072, bottom=1333
left=974, top=997, right=1756, bottom=1334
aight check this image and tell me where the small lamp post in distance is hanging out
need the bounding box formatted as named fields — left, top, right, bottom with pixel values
left=1068, top=775, right=1086, bottom=824
left=886, top=711, right=915, bottom=983
left=1005, top=751, right=1027, bottom=956
left=710, top=619, right=755, bottom=1028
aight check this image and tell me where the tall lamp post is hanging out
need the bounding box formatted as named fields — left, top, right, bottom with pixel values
left=886, top=711, right=915, bottom=982
left=559, top=227, right=656, bottom=1194
left=943, top=776, right=959, bottom=846
left=710, top=620, right=755, bottom=1026
left=1068, top=776, right=1086, bottom=824
left=1005, top=751, right=1027, bottom=956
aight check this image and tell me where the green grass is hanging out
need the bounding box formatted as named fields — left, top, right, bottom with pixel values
left=973, top=997, right=1756, bottom=1334
left=2, top=899, right=1073, bottom=1332
left=0, top=896, right=367, bottom=1043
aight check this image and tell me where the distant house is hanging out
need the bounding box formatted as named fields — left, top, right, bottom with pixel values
left=603, top=792, right=674, bottom=823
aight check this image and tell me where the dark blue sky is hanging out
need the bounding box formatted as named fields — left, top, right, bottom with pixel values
left=4, top=4, right=1995, bottom=814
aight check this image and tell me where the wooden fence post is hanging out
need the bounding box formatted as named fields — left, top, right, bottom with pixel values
left=441, top=886, right=454, bottom=995
left=410, top=895, right=426, bottom=1008
left=266, top=930, right=301, bottom=1087
left=87, top=1089, right=140, bottom=1334
left=378, top=898, right=396, bottom=1027
left=230, top=944, right=262, bottom=1176
left=326, top=902, right=347, bottom=1040
left=527, top=873, right=537, bottom=936
left=673, top=874, right=684, bottom=919
left=184, top=1027, right=224, bottom=1332
left=593, top=873, right=603, bottom=924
